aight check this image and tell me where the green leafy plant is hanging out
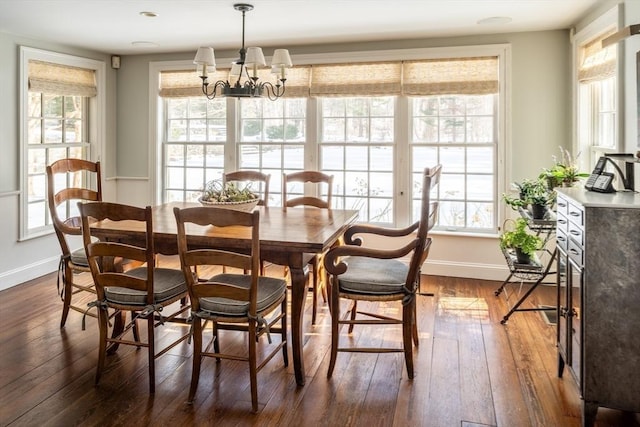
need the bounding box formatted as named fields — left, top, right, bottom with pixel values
left=539, top=147, right=589, bottom=188
left=499, top=218, right=543, bottom=257
left=502, top=178, right=554, bottom=210
left=201, top=179, right=258, bottom=203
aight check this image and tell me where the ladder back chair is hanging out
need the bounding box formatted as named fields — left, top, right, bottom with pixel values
left=79, top=202, right=190, bottom=393
left=174, top=206, right=288, bottom=413
left=46, top=158, right=102, bottom=328
left=224, top=170, right=271, bottom=207
left=323, top=164, right=442, bottom=379
left=282, top=170, right=334, bottom=325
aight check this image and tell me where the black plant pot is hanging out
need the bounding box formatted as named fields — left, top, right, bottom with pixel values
left=515, top=248, right=531, bottom=264
left=531, top=203, right=548, bottom=219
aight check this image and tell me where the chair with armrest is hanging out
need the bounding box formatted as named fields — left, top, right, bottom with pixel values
left=323, top=164, right=441, bottom=378
left=282, top=170, right=334, bottom=325
left=79, top=201, right=190, bottom=393
left=174, top=206, right=288, bottom=412
left=224, top=170, right=271, bottom=207
left=46, top=158, right=102, bottom=328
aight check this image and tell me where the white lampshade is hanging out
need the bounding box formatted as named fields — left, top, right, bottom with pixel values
left=245, top=47, right=266, bottom=67
left=229, top=63, right=243, bottom=78
left=271, top=49, right=292, bottom=68
left=194, top=47, right=216, bottom=66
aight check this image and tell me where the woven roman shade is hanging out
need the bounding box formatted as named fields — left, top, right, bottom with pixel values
left=160, top=69, right=229, bottom=97
left=28, top=60, right=97, bottom=97
left=160, top=56, right=501, bottom=99
left=310, top=62, right=402, bottom=97
left=578, top=29, right=617, bottom=82
left=402, top=57, right=498, bottom=95
left=160, top=66, right=311, bottom=98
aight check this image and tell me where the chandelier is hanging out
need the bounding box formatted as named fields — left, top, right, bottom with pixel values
left=193, top=3, right=293, bottom=101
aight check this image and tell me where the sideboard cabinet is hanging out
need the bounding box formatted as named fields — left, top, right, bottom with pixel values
left=556, top=188, right=640, bottom=427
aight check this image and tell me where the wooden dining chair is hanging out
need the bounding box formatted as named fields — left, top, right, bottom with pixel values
left=323, top=165, right=441, bottom=379
left=224, top=170, right=271, bottom=207
left=79, top=201, right=190, bottom=393
left=282, top=170, right=334, bottom=325
left=174, top=206, right=288, bottom=412
left=46, top=158, right=102, bottom=328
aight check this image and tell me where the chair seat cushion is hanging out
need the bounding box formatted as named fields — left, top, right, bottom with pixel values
left=338, top=256, right=409, bottom=295
left=198, top=274, right=286, bottom=317
left=70, top=247, right=89, bottom=267
left=104, top=267, right=186, bottom=306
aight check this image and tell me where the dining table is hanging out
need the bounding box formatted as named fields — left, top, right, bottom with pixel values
left=89, top=202, right=359, bottom=386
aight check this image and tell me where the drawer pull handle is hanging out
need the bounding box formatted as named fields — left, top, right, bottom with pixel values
left=558, top=219, right=567, bottom=225
left=570, top=212, right=580, bottom=217
left=570, top=230, right=580, bottom=236
left=569, top=248, right=580, bottom=255
left=557, top=236, right=566, bottom=242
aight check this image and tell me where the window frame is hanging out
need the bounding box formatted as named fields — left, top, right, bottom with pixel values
left=19, top=46, right=106, bottom=240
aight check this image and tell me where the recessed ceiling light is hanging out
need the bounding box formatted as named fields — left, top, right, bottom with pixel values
left=139, top=11, right=158, bottom=18
left=131, top=41, right=159, bottom=47
left=477, top=16, right=512, bottom=25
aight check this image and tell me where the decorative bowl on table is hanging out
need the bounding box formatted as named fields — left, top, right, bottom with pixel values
left=197, top=197, right=259, bottom=212
left=198, top=179, right=259, bottom=212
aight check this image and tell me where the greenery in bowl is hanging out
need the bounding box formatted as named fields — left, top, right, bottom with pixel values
left=499, top=218, right=543, bottom=259
left=200, top=179, right=258, bottom=203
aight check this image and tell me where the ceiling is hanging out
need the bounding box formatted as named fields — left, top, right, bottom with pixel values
left=0, top=0, right=602, bottom=55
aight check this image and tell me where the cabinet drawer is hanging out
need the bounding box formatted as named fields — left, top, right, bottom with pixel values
left=556, top=212, right=569, bottom=234
left=556, top=196, right=569, bottom=216
left=557, top=229, right=568, bottom=252
left=568, top=220, right=584, bottom=246
left=568, top=239, right=583, bottom=267
left=567, top=202, right=584, bottom=227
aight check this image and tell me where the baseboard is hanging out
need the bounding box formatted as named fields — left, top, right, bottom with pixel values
left=0, top=256, right=59, bottom=291
left=424, top=259, right=510, bottom=282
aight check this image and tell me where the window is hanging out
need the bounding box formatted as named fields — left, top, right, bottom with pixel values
left=20, top=47, right=103, bottom=240
left=163, top=97, right=226, bottom=202
left=575, top=7, right=619, bottom=170
left=27, top=93, right=88, bottom=231
left=238, top=97, right=307, bottom=206
left=155, top=47, right=504, bottom=234
left=320, top=97, right=395, bottom=223
left=411, top=94, right=496, bottom=231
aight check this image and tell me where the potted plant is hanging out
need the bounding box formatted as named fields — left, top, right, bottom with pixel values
left=499, top=218, right=543, bottom=264
left=199, top=179, right=259, bottom=212
left=502, top=179, right=538, bottom=210
left=503, top=178, right=554, bottom=218
left=539, top=147, right=589, bottom=189
left=527, top=180, right=555, bottom=219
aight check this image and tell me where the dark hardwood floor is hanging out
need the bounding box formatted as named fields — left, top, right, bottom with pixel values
left=1, top=259, right=639, bottom=427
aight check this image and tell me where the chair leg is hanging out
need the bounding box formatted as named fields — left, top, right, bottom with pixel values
left=60, top=263, right=73, bottom=328
left=327, top=281, right=340, bottom=378
left=212, top=321, right=221, bottom=362
left=132, top=312, right=140, bottom=345
left=311, top=263, right=319, bottom=325
left=248, top=319, right=259, bottom=413
left=348, top=301, right=358, bottom=334
left=147, top=316, right=155, bottom=393
left=95, top=306, right=109, bottom=386
left=402, top=301, right=415, bottom=379
left=281, top=297, right=289, bottom=367
left=188, top=317, right=203, bottom=403
left=412, top=302, right=419, bottom=347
